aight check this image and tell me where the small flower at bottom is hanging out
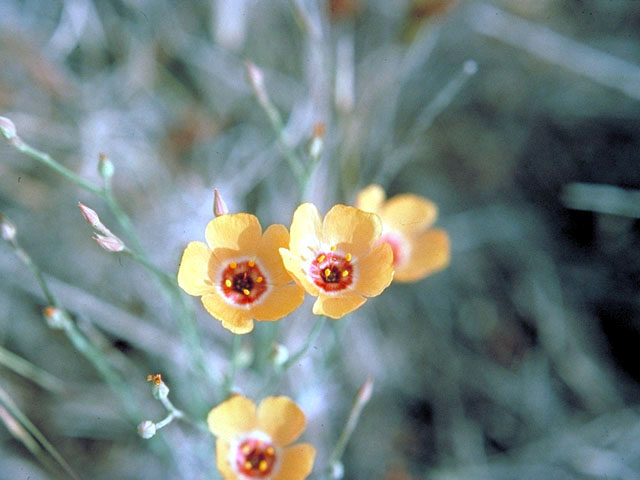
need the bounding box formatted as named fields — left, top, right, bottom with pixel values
left=177, top=213, right=305, bottom=334
left=207, top=395, right=315, bottom=480
left=279, top=203, right=394, bottom=319
left=355, top=185, right=450, bottom=282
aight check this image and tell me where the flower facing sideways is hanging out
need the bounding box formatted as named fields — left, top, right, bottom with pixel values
left=355, top=185, right=450, bottom=283
left=177, top=213, right=304, bottom=334
left=279, top=203, right=394, bottom=319
left=207, top=395, right=315, bottom=480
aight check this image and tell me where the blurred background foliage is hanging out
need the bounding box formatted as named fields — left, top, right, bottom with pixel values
left=1, top=0, right=640, bottom=478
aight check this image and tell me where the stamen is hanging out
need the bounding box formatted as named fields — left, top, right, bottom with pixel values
left=248, top=260, right=255, bottom=267
left=345, top=253, right=352, bottom=262
left=256, top=276, right=263, bottom=283
left=225, top=279, right=232, bottom=287
left=244, top=461, right=252, bottom=470
left=259, top=460, right=268, bottom=472
left=317, top=254, right=326, bottom=263
left=243, top=288, right=251, bottom=296
left=330, top=245, right=336, bottom=252
left=230, top=262, right=237, bottom=269
left=324, top=268, right=332, bottom=277
left=266, top=446, right=275, bottom=455
left=242, top=444, right=251, bottom=455
left=342, top=270, right=349, bottom=277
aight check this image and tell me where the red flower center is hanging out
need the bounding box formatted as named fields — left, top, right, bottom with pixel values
left=309, top=248, right=354, bottom=292
left=235, top=437, right=278, bottom=478
left=221, top=260, right=268, bottom=305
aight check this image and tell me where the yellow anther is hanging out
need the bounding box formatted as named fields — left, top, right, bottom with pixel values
left=242, top=444, right=251, bottom=455
left=330, top=245, right=336, bottom=252
left=257, top=276, right=263, bottom=283
left=225, top=279, right=232, bottom=288
left=342, top=270, right=349, bottom=277
left=259, top=460, right=268, bottom=472
left=230, top=262, right=237, bottom=269
left=245, top=461, right=253, bottom=470
left=324, top=268, right=331, bottom=277
left=243, top=288, right=251, bottom=296
left=248, top=260, right=255, bottom=267
left=316, top=254, right=325, bottom=263
left=266, top=446, right=275, bottom=456
left=345, top=253, right=352, bottom=262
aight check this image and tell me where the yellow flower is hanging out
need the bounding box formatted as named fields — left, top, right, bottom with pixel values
left=279, top=203, right=394, bottom=319
left=355, top=185, right=450, bottom=283
left=177, top=213, right=305, bottom=334
left=207, top=395, right=316, bottom=480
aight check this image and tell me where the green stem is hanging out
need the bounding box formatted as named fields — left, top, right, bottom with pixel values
left=281, top=316, right=326, bottom=371
left=222, top=335, right=241, bottom=399
left=0, top=346, right=65, bottom=394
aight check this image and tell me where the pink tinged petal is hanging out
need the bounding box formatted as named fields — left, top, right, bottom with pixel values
left=257, top=396, right=307, bottom=447
left=312, top=292, right=366, bottom=319
left=322, top=204, right=382, bottom=257
left=177, top=241, right=215, bottom=296
left=201, top=293, right=254, bottom=334
left=205, top=213, right=262, bottom=254
left=271, top=443, right=316, bottom=480
left=280, top=248, right=320, bottom=296
left=250, top=283, right=305, bottom=321
left=354, top=242, right=394, bottom=297
left=207, top=396, right=257, bottom=440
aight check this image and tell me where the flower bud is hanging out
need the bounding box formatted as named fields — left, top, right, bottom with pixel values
left=0, top=212, right=17, bottom=242
left=329, top=461, right=344, bottom=479
left=357, top=376, right=374, bottom=405
left=97, top=153, right=114, bottom=180
left=213, top=188, right=229, bottom=217
left=309, top=123, right=325, bottom=160
left=93, top=233, right=126, bottom=253
left=0, top=116, right=17, bottom=141
left=270, top=342, right=289, bottom=367
left=78, top=203, right=104, bottom=231
left=137, top=420, right=157, bottom=439
left=147, top=373, right=170, bottom=400
left=42, top=307, right=71, bottom=330
left=245, top=61, right=269, bottom=106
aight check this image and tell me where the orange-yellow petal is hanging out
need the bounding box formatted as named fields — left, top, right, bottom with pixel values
left=322, top=204, right=382, bottom=258
left=201, top=293, right=254, bottom=334
left=177, top=241, right=215, bottom=296
left=207, top=395, right=257, bottom=440
left=280, top=248, right=320, bottom=296
left=257, top=224, right=294, bottom=286
left=214, top=439, right=237, bottom=480
left=381, top=194, right=438, bottom=235
left=354, top=242, right=394, bottom=297
left=272, top=443, right=316, bottom=480
left=288, top=203, right=323, bottom=258
left=257, top=396, right=306, bottom=446
left=395, top=228, right=450, bottom=282
left=312, top=291, right=366, bottom=319
left=205, top=213, right=262, bottom=255
left=355, top=184, right=386, bottom=214
left=250, top=284, right=305, bottom=321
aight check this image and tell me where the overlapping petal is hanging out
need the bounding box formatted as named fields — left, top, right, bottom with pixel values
left=355, top=184, right=386, bottom=213
left=177, top=241, right=215, bottom=296
left=279, top=248, right=320, bottom=296
left=354, top=242, right=394, bottom=296
left=257, top=224, right=295, bottom=286
left=322, top=204, right=382, bottom=257
left=205, top=213, right=262, bottom=254
left=289, top=203, right=322, bottom=258
left=257, top=396, right=306, bottom=446
left=272, top=444, right=316, bottom=480
left=207, top=395, right=257, bottom=440
left=250, top=284, right=305, bottom=321
left=382, top=194, right=437, bottom=235
left=201, top=293, right=254, bottom=334
left=396, top=228, right=450, bottom=282
left=312, top=291, right=366, bottom=319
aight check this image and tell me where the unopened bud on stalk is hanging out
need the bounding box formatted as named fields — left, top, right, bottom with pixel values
left=357, top=375, right=374, bottom=405
left=245, top=61, right=269, bottom=106
left=147, top=373, right=170, bottom=400
left=309, top=123, right=325, bottom=160
left=0, top=116, right=17, bottom=141
left=78, top=203, right=105, bottom=232
left=42, top=307, right=71, bottom=330
left=213, top=188, right=229, bottom=217
left=270, top=342, right=289, bottom=367
left=93, top=233, right=126, bottom=252
left=0, top=212, right=17, bottom=242
left=329, top=461, right=345, bottom=479
left=97, top=153, right=114, bottom=180
left=137, top=420, right=157, bottom=439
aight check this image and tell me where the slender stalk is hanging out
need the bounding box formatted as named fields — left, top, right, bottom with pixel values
left=222, top=335, right=241, bottom=399
left=281, top=316, right=326, bottom=371
left=0, top=346, right=65, bottom=394
left=0, top=385, right=80, bottom=480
